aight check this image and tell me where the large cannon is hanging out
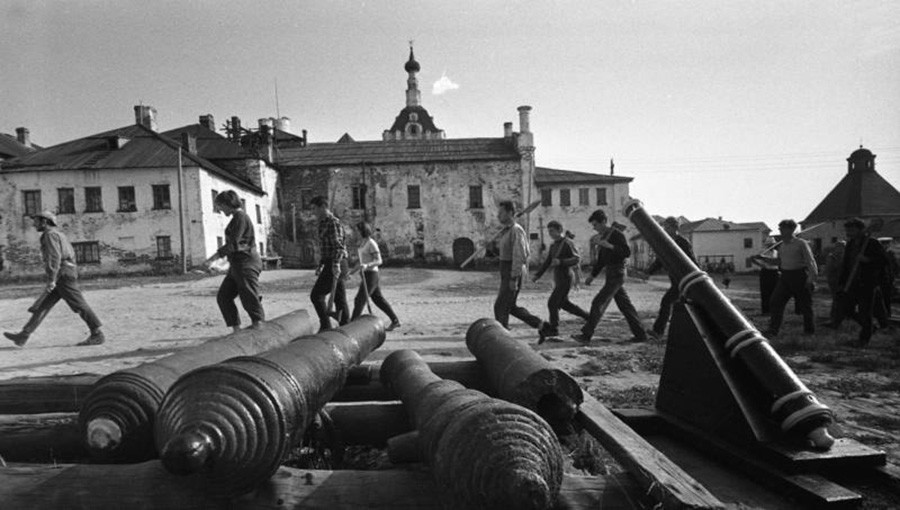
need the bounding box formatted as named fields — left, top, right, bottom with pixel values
left=622, top=198, right=834, bottom=449
left=466, top=318, right=582, bottom=431
left=155, top=315, right=385, bottom=495
left=380, top=349, right=564, bottom=510
left=78, top=310, right=315, bottom=461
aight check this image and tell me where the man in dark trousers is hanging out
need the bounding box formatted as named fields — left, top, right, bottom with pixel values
left=827, top=218, right=889, bottom=347
left=309, top=196, right=350, bottom=332
left=571, top=209, right=647, bottom=343
left=755, top=219, right=817, bottom=337
left=4, top=211, right=105, bottom=347
left=645, top=216, right=695, bottom=338
left=751, top=238, right=780, bottom=315
left=493, top=200, right=549, bottom=341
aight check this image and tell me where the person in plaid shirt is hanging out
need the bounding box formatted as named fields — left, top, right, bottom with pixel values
left=309, top=196, right=349, bottom=331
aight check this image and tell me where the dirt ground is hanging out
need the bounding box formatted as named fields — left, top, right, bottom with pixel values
left=1, top=267, right=898, bottom=506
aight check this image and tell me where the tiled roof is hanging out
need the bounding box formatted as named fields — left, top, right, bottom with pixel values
left=1, top=124, right=263, bottom=194
left=386, top=105, right=442, bottom=134
left=276, top=137, right=520, bottom=166
left=535, top=166, right=633, bottom=184
left=804, top=168, right=900, bottom=222
left=162, top=124, right=250, bottom=160
left=687, top=218, right=770, bottom=233
left=0, top=133, right=37, bottom=159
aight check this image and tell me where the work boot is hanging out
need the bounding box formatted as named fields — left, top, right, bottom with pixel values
left=569, top=333, right=591, bottom=344
left=386, top=320, right=401, bottom=332
left=76, top=330, right=105, bottom=346
left=4, top=331, right=29, bottom=347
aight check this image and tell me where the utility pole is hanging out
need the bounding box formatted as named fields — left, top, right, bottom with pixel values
left=177, top=147, right=187, bottom=273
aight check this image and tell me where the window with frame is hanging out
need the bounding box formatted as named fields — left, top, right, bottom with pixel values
left=152, top=185, right=170, bottom=210
left=73, top=241, right=100, bottom=264
left=259, top=242, right=265, bottom=256
left=596, top=187, right=608, bottom=206
left=743, top=238, right=753, bottom=249
left=300, top=188, right=313, bottom=210
left=23, top=190, right=42, bottom=216
left=407, top=185, right=421, bottom=209
left=240, top=198, right=246, bottom=211
left=118, top=186, right=136, bottom=212
left=540, top=188, right=552, bottom=207
left=85, top=187, right=103, bottom=212
left=468, top=185, right=483, bottom=209
left=560, top=189, right=571, bottom=207
left=579, top=188, right=589, bottom=206
left=211, top=190, right=220, bottom=213
left=352, top=185, right=367, bottom=210
left=255, top=204, right=262, bottom=224
left=58, top=188, right=75, bottom=214
left=156, top=236, right=172, bottom=259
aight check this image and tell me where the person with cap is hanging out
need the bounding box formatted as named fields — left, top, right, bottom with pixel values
left=754, top=219, right=817, bottom=337
left=645, top=216, right=696, bottom=339
left=571, top=209, right=647, bottom=344
left=4, top=211, right=105, bottom=347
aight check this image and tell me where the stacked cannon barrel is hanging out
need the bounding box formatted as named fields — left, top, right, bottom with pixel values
left=154, top=315, right=385, bottom=495
left=77, top=310, right=315, bottom=461
left=381, top=349, right=565, bottom=510
left=623, top=198, right=835, bottom=449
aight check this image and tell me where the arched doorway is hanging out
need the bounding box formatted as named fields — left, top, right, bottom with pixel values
left=452, top=237, right=475, bottom=267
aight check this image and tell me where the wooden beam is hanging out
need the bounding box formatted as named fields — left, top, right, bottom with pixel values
left=0, top=413, right=87, bottom=463
left=0, top=462, right=638, bottom=510
left=0, top=374, right=99, bottom=415
left=577, top=394, right=725, bottom=510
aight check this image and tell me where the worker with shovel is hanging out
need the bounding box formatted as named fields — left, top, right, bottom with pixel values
left=309, top=196, right=350, bottom=331
left=349, top=221, right=401, bottom=330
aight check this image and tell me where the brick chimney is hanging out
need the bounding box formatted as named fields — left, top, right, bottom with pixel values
left=181, top=132, right=197, bottom=155
left=517, top=105, right=532, bottom=134
left=15, top=127, right=30, bottom=147
left=134, top=105, right=158, bottom=132
left=503, top=122, right=513, bottom=138
left=230, top=116, right=242, bottom=142
left=199, top=114, right=216, bottom=132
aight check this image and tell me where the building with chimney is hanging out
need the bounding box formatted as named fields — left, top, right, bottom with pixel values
left=273, top=46, right=632, bottom=267
left=0, top=127, right=39, bottom=161
left=0, top=106, right=279, bottom=277
left=802, top=146, right=900, bottom=255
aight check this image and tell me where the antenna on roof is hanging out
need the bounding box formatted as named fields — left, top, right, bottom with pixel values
left=274, top=78, right=281, bottom=119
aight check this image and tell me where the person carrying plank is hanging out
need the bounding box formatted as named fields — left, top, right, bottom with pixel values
left=645, top=216, right=696, bottom=339
left=4, top=211, right=105, bottom=347
left=350, top=221, right=401, bottom=330
left=532, top=220, right=589, bottom=343
left=309, top=196, right=350, bottom=332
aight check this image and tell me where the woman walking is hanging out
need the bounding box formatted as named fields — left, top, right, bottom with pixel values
left=351, top=222, right=400, bottom=331
left=532, top=221, right=589, bottom=343
left=206, top=190, right=264, bottom=332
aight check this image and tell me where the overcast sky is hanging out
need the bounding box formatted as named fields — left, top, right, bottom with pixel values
left=2, top=0, right=898, bottom=230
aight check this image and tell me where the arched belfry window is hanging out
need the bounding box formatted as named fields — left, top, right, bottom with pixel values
left=409, top=113, right=419, bottom=122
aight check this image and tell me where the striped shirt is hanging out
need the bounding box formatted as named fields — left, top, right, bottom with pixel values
left=318, top=212, right=347, bottom=263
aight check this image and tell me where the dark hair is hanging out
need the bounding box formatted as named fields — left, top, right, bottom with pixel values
left=310, top=195, right=329, bottom=208
left=588, top=209, right=607, bottom=224
left=547, top=220, right=562, bottom=231
left=663, top=216, right=679, bottom=228
left=214, top=190, right=242, bottom=209
left=844, top=218, right=865, bottom=229
left=565, top=230, right=575, bottom=239
left=498, top=200, right=516, bottom=214
left=778, top=219, right=797, bottom=230
left=356, top=221, right=373, bottom=238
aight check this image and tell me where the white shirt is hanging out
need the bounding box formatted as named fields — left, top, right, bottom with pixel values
left=358, top=238, right=382, bottom=272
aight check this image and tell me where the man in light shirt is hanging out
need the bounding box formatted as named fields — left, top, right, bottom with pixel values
left=493, top=200, right=549, bottom=341
left=754, top=219, right=817, bottom=337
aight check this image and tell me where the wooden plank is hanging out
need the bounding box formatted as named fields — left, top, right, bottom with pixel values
left=0, top=374, right=99, bottom=415
left=611, top=407, right=666, bottom=435
left=656, top=410, right=862, bottom=509
left=0, top=413, right=87, bottom=463
left=763, top=438, right=886, bottom=473
left=577, top=394, right=725, bottom=509
left=0, top=462, right=639, bottom=510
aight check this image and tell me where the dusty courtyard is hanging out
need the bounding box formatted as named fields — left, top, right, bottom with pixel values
left=1, top=267, right=899, bottom=506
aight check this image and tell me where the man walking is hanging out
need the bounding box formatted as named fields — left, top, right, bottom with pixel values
left=646, top=216, right=695, bottom=338
left=309, top=196, right=350, bottom=332
left=754, top=219, right=817, bottom=337
left=4, top=211, right=105, bottom=347
left=571, top=209, right=647, bottom=343
left=493, top=200, right=549, bottom=340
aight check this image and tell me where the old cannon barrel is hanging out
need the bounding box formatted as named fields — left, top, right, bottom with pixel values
left=466, top=318, right=583, bottom=431
left=155, top=315, right=385, bottom=495
left=380, top=349, right=564, bottom=510
left=622, top=198, right=834, bottom=449
left=78, top=310, right=315, bottom=461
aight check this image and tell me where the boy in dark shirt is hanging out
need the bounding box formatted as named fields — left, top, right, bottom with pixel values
left=532, top=221, right=589, bottom=343
left=645, top=216, right=696, bottom=338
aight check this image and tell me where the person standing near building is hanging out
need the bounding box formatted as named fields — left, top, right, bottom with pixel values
left=755, top=219, right=817, bottom=337
left=350, top=221, right=401, bottom=330
left=532, top=220, right=588, bottom=343
left=751, top=238, right=781, bottom=316
left=571, top=209, right=647, bottom=344
left=645, top=217, right=696, bottom=339
left=493, top=200, right=549, bottom=341
left=205, top=190, right=264, bottom=333
left=4, top=211, right=105, bottom=347
left=309, top=196, right=350, bottom=331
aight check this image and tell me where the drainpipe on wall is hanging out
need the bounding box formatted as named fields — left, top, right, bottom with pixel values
left=177, top=148, right=187, bottom=273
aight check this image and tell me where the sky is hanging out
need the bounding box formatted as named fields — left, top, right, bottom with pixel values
left=2, top=0, right=899, bottom=230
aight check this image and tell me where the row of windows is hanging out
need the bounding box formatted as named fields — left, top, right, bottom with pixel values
left=22, top=186, right=171, bottom=216
left=71, top=237, right=173, bottom=264
left=541, top=187, right=608, bottom=207
left=296, top=185, right=486, bottom=211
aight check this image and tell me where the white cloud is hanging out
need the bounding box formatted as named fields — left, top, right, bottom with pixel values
left=432, top=72, right=460, bottom=95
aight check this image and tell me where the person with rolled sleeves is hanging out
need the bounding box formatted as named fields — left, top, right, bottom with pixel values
left=532, top=220, right=589, bottom=343
left=309, top=195, right=350, bottom=332
left=755, top=219, right=817, bottom=337
left=4, top=210, right=105, bottom=347
left=205, top=190, right=264, bottom=333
